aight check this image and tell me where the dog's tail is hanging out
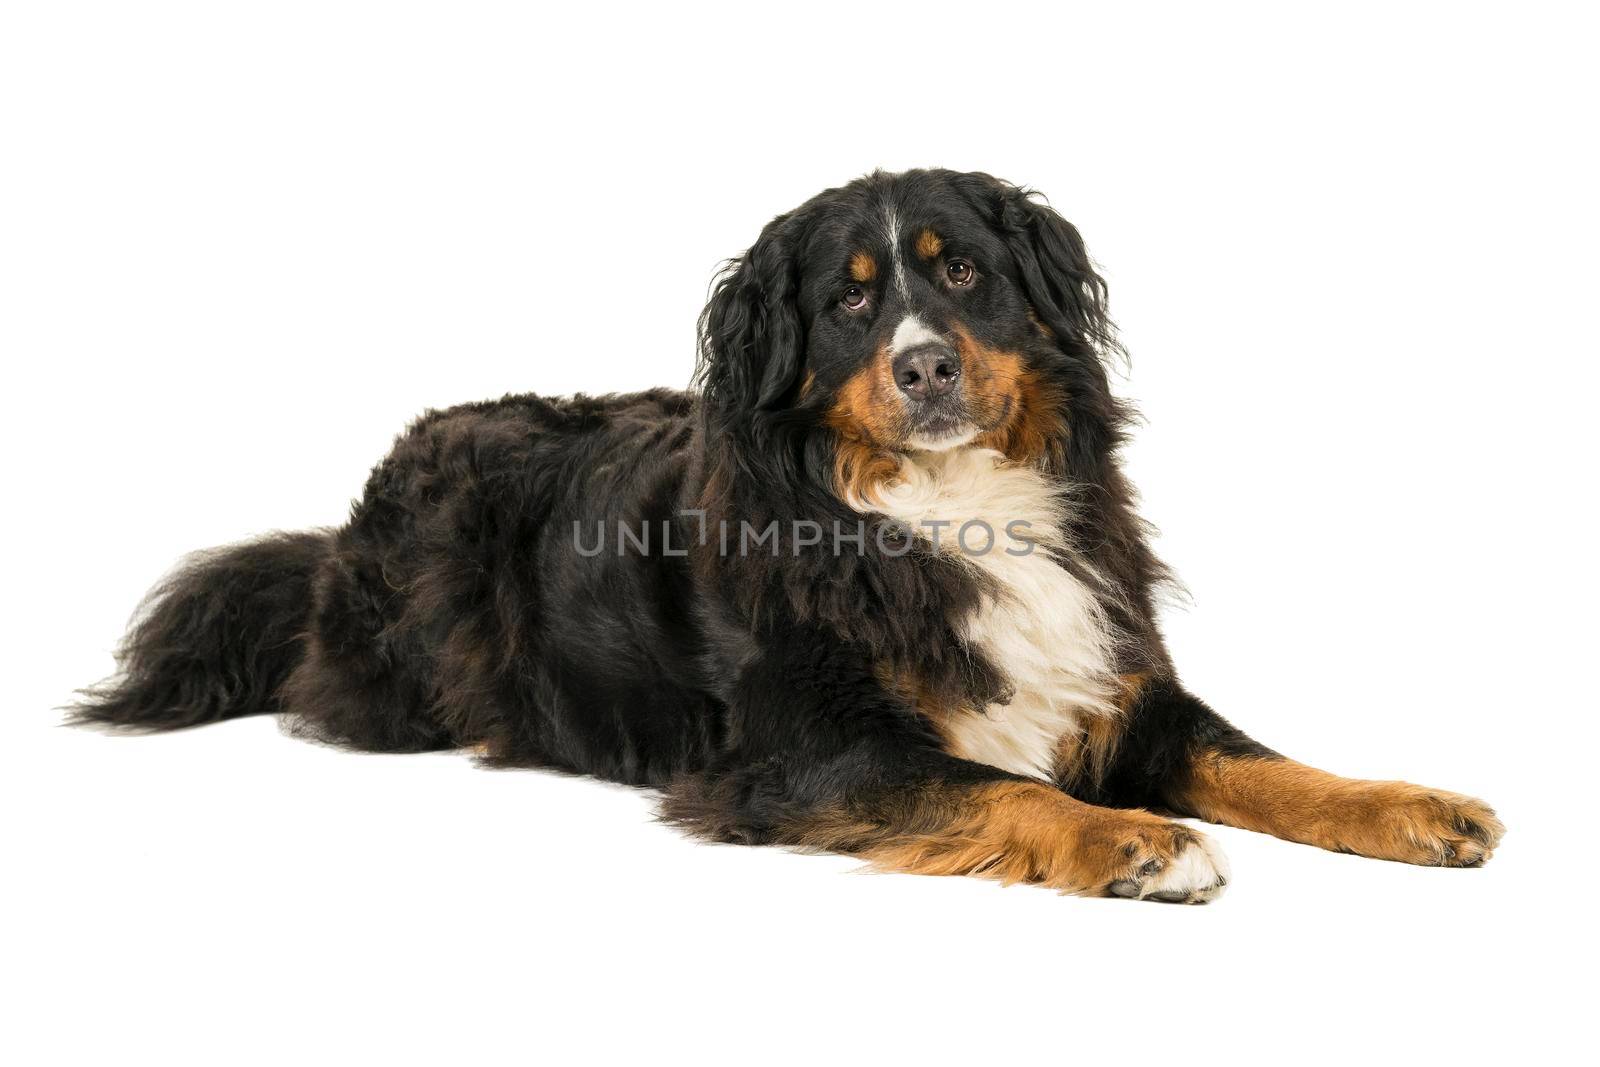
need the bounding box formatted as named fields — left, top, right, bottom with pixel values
left=70, top=530, right=330, bottom=731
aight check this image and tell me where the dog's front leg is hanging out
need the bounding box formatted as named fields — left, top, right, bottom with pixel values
left=662, top=642, right=1229, bottom=901
left=1110, top=678, right=1505, bottom=866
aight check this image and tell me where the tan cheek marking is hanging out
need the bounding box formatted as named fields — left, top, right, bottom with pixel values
left=975, top=365, right=1067, bottom=468
left=826, top=346, right=903, bottom=502
left=948, top=323, right=1067, bottom=467
left=915, top=229, right=943, bottom=260
left=849, top=251, right=878, bottom=283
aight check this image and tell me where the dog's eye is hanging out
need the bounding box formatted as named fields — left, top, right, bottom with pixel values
left=841, top=285, right=868, bottom=310
left=946, top=259, right=974, bottom=286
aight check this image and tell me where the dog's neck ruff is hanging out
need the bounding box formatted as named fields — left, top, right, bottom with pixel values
left=847, top=447, right=1120, bottom=780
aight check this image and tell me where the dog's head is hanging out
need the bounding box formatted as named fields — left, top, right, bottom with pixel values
left=697, top=169, right=1119, bottom=499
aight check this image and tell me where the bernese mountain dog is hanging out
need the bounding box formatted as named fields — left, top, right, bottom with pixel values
left=74, top=168, right=1503, bottom=902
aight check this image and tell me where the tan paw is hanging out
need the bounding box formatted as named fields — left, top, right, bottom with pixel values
left=1372, top=787, right=1505, bottom=867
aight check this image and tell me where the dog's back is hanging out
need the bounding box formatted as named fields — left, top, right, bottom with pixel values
left=77, top=388, right=723, bottom=784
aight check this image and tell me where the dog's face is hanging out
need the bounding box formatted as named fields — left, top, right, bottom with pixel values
left=698, top=169, right=1114, bottom=494
left=798, top=175, right=1047, bottom=455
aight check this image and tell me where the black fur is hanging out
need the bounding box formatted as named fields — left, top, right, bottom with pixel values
left=76, top=169, right=1496, bottom=893
left=75, top=532, right=327, bottom=731
left=74, top=169, right=1197, bottom=806
left=1085, top=677, right=1280, bottom=810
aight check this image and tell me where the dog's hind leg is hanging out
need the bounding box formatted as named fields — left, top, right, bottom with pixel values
left=276, top=543, right=455, bottom=753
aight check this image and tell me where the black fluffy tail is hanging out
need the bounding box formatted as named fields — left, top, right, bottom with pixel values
left=71, top=531, right=329, bottom=731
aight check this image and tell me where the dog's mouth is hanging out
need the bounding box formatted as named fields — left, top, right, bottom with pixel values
left=904, top=413, right=979, bottom=452
left=898, top=368, right=1027, bottom=454
left=901, top=388, right=1000, bottom=452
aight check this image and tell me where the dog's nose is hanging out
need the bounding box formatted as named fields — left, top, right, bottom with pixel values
left=893, top=343, right=961, bottom=401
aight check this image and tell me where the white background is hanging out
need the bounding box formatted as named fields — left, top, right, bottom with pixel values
left=4, top=2, right=1596, bottom=1064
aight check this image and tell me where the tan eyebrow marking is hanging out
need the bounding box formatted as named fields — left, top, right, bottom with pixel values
left=915, top=229, right=943, bottom=259
left=848, top=251, right=878, bottom=283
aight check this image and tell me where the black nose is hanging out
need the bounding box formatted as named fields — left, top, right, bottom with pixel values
left=893, top=343, right=961, bottom=401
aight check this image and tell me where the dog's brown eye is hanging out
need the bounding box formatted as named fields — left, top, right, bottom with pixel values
left=842, top=285, right=868, bottom=310
left=946, top=259, right=974, bottom=286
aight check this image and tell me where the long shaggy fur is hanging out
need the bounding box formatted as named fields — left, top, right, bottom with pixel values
left=73, top=532, right=328, bottom=731
left=72, top=168, right=1503, bottom=899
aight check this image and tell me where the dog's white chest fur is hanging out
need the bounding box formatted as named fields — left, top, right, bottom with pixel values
left=853, top=448, right=1118, bottom=780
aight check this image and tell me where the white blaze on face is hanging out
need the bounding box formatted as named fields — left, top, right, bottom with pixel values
left=880, top=206, right=971, bottom=451
left=890, top=314, right=942, bottom=355
left=891, top=316, right=973, bottom=450
left=882, top=203, right=911, bottom=302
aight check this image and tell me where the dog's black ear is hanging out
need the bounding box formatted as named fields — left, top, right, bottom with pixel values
left=696, top=213, right=807, bottom=435
left=958, top=173, right=1121, bottom=365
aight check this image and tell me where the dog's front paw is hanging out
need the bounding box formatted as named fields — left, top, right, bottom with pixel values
left=1100, top=817, right=1230, bottom=904
left=1368, top=787, right=1504, bottom=867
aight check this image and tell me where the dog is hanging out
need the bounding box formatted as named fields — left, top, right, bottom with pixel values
left=74, top=168, right=1503, bottom=902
